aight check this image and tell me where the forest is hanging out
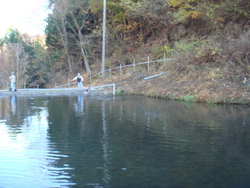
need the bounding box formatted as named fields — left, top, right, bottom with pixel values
left=0, top=0, right=249, bottom=101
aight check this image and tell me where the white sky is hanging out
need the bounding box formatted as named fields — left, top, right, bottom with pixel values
left=0, top=0, right=52, bottom=38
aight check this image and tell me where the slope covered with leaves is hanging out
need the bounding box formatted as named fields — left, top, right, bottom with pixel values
left=1, top=0, right=249, bottom=104
left=45, top=0, right=249, bottom=76
left=80, top=0, right=250, bottom=104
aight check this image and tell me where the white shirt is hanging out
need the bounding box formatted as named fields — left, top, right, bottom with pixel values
left=73, top=75, right=83, bottom=82
left=9, top=75, right=16, bottom=83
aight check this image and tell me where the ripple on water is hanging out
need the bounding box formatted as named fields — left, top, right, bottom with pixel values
left=0, top=150, right=76, bottom=187
left=0, top=128, right=75, bottom=187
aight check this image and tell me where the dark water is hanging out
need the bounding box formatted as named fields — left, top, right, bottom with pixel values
left=0, top=94, right=250, bottom=188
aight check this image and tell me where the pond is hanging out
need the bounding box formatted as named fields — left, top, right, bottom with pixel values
left=0, top=94, right=250, bottom=188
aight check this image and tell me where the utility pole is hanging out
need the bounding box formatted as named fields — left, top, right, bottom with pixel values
left=101, top=0, right=107, bottom=77
left=16, top=44, right=19, bottom=89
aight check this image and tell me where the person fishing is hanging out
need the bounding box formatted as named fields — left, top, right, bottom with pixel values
left=9, top=72, right=16, bottom=91
left=72, top=73, right=84, bottom=91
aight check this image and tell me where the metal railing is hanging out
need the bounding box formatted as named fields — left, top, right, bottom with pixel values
left=54, top=57, right=175, bottom=89
left=88, top=58, right=175, bottom=80
left=89, top=84, right=116, bottom=95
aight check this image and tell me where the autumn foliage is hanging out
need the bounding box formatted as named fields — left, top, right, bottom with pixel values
left=0, top=0, right=249, bottom=88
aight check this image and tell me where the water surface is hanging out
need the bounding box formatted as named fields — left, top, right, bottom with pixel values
left=0, top=94, right=250, bottom=188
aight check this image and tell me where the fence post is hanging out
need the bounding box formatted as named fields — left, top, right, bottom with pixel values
left=90, top=72, right=92, bottom=84
left=148, top=56, right=150, bottom=73
left=133, top=59, right=135, bottom=70
left=112, top=84, right=116, bottom=95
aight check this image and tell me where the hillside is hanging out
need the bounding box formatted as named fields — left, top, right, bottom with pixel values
left=89, top=57, right=250, bottom=104
left=1, top=0, right=249, bottom=99
left=95, top=67, right=250, bottom=104
left=87, top=9, right=250, bottom=104
left=67, top=0, right=250, bottom=104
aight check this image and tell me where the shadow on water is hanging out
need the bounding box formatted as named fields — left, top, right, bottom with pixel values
left=0, top=94, right=250, bottom=188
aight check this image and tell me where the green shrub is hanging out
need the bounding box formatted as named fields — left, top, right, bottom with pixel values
left=117, top=89, right=125, bottom=95
left=180, top=94, right=196, bottom=102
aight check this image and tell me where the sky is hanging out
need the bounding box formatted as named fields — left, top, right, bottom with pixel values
left=0, top=0, right=52, bottom=38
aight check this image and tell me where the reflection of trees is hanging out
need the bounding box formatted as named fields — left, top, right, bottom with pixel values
left=98, top=96, right=250, bottom=187
left=45, top=95, right=250, bottom=187
left=0, top=95, right=77, bottom=187
left=2, top=96, right=37, bottom=136
left=47, top=95, right=104, bottom=185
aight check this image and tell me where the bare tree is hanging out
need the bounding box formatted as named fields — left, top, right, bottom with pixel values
left=66, top=0, right=91, bottom=73
left=52, top=0, right=73, bottom=73
left=0, top=43, right=31, bottom=89
left=51, top=0, right=92, bottom=73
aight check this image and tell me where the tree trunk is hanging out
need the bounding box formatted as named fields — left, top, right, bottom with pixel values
left=57, top=18, right=73, bottom=73
left=78, top=32, right=91, bottom=73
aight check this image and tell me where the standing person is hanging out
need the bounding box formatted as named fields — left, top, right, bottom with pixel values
left=9, top=72, right=16, bottom=91
left=72, top=73, right=84, bottom=91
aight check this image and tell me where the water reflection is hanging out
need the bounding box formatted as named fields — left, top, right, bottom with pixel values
left=0, top=95, right=249, bottom=188
left=74, top=94, right=84, bottom=117
left=0, top=96, right=75, bottom=188
left=101, top=100, right=111, bottom=184
left=10, top=95, right=16, bottom=115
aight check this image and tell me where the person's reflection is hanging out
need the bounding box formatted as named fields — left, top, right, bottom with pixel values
left=10, top=95, right=16, bottom=115
left=74, top=94, right=84, bottom=116
left=5, top=95, right=19, bottom=127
